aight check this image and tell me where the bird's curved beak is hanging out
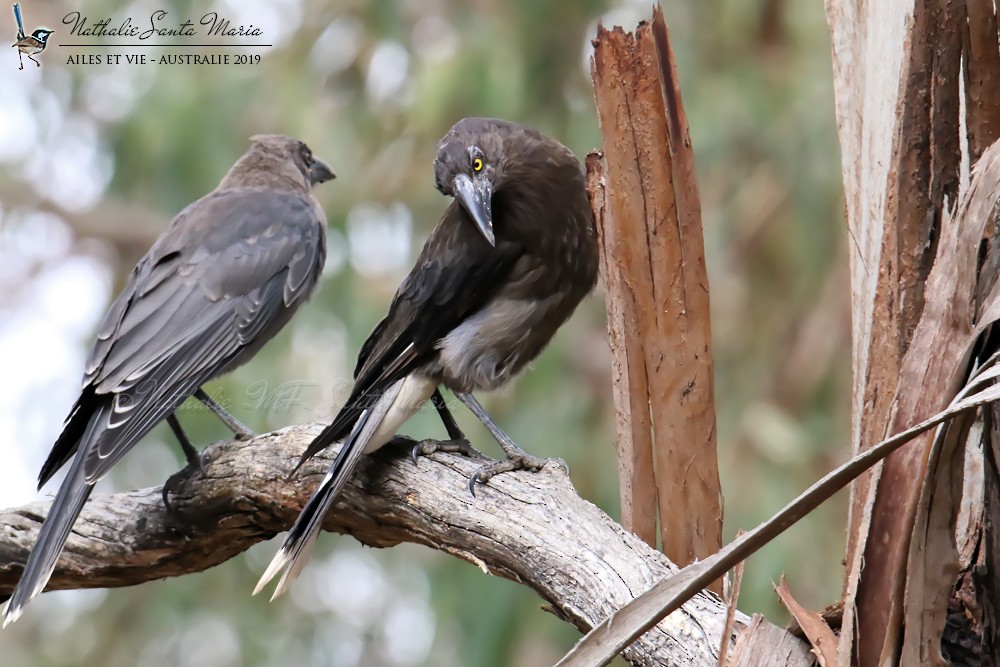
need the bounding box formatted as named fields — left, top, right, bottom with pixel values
left=308, top=157, right=336, bottom=185
left=453, top=173, right=494, bottom=246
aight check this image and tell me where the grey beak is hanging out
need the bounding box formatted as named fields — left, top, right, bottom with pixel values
left=309, top=158, right=336, bottom=185
left=453, top=174, right=494, bottom=246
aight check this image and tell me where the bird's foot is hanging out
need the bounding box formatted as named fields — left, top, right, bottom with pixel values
left=467, top=453, right=567, bottom=496
left=409, top=437, right=485, bottom=465
left=215, top=414, right=254, bottom=441
left=193, top=388, right=255, bottom=440
left=231, top=425, right=255, bottom=441
left=161, top=453, right=207, bottom=514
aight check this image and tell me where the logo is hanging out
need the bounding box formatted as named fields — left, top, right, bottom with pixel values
left=11, top=3, right=53, bottom=70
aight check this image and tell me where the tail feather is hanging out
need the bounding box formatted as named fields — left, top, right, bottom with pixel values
left=253, top=464, right=345, bottom=600
left=37, top=388, right=99, bottom=490
left=256, top=378, right=409, bottom=598
left=13, top=3, right=25, bottom=40
left=254, top=406, right=374, bottom=599
left=3, top=418, right=99, bottom=627
left=289, top=385, right=368, bottom=476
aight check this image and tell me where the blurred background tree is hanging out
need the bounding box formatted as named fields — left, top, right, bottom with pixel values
left=0, top=0, right=846, bottom=665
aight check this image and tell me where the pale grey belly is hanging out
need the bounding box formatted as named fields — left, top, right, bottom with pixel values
left=435, top=297, right=556, bottom=393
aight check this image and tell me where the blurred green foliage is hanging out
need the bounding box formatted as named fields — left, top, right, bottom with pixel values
left=1, top=0, right=848, bottom=664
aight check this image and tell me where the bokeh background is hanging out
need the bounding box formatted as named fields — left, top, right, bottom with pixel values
left=0, top=0, right=849, bottom=665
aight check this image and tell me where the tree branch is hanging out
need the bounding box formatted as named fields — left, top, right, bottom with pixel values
left=0, top=424, right=799, bottom=666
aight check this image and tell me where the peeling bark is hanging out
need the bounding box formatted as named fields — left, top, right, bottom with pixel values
left=590, top=12, right=723, bottom=575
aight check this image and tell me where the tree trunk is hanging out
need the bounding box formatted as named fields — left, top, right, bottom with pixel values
left=826, top=0, right=1000, bottom=663
left=589, top=7, right=724, bottom=580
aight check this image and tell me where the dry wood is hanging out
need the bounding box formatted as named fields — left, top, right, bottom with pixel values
left=555, top=366, right=1000, bottom=666
left=729, top=615, right=815, bottom=667
left=775, top=577, right=839, bottom=666
left=0, top=424, right=783, bottom=667
left=824, top=1, right=984, bottom=663
left=716, top=535, right=746, bottom=667
left=898, top=147, right=1000, bottom=664
left=587, top=151, right=658, bottom=548
left=590, top=5, right=723, bottom=574
left=825, top=5, right=913, bottom=609
left=963, top=0, right=1000, bottom=162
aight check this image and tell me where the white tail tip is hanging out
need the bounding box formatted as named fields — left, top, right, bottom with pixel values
left=3, top=603, right=23, bottom=629
left=252, top=546, right=292, bottom=597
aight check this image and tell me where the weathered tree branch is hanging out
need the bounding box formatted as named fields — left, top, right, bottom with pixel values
left=0, top=424, right=803, bottom=666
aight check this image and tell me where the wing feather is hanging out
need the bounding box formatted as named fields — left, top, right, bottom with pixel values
left=71, top=188, right=324, bottom=483
left=299, top=204, right=522, bottom=462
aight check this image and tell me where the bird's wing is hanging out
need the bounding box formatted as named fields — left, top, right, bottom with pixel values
left=299, top=211, right=523, bottom=463
left=41, top=189, right=325, bottom=486
left=264, top=219, right=525, bottom=594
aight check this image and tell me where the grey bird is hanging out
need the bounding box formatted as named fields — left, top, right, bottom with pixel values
left=2, top=134, right=334, bottom=627
left=254, top=118, right=599, bottom=598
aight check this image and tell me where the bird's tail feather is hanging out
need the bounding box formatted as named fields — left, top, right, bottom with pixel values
left=255, top=380, right=405, bottom=599
left=12, top=3, right=24, bottom=39
left=287, top=403, right=361, bottom=478
left=2, top=412, right=101, bottom=627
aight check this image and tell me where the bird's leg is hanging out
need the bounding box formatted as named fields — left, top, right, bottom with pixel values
left=434, top=389, right=465, bottom=440
left=17, top=52, right=23, bottom=70
left=455, top=392, right=567, bottom=495
left=166, top=414, right=202, bottom=468
left=406, top=389, right=483, bottom=464
left=162, top=414, right=205, bottom=511
left=194, top=388, right=255, bottom=440
left=28, top=54, right=39, bottom=67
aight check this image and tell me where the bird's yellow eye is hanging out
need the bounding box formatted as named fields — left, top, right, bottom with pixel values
left=472, top=158, right=484, bottom=172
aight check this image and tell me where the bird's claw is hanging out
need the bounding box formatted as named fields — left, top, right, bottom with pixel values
left=161, top=453, right=207, bottom=514
left=410, top=437, right=484, bottom=465
left=467, top=454, right=566, bottom=497
left=232, top=427, right=255, bottom=442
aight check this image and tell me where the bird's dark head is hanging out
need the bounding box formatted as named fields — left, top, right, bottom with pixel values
left=31, top=28, right=53, bottom=43
left=434, top=118, right=525, bottom=246
left=433, top=118, right=582, bottom=247
left=221, top=134, right=335, bottom=192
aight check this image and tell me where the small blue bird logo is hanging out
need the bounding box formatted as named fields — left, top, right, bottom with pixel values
left=11, top=3, right=53, bottom=69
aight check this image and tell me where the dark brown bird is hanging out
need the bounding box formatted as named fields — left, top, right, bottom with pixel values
left=255, top=118, right=598, bottom=597
left=3, top=134, right=334, bottom=626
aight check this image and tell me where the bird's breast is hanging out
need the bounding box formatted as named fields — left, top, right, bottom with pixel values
left=436, top=294, right=569, bottom=393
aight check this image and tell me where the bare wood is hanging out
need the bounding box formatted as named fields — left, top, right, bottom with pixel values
left=590, top=10, right=723, bottom=573
left=775, top=577, right=839, bottom=666
left=964, top=0, right=1000, bottom=162
left=729, top=615, right=815, bottom=667
left=897, top=146, right=1000, bottom=663
left=716, top=540, right=746, bottom=667
left=825, top=1, right=972, bottom=663
left=556, top=377, right=1000, bottom=667
left=587, top=151, right=659, bottom=548
left=0, top=424, right=779, bottom=667
left=589, top=25, right=661, bottom=553
left=648, top=8, right=723, bottom=577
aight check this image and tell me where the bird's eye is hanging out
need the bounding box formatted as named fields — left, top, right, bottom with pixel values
left=472, top=158, right=484, bottom=173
